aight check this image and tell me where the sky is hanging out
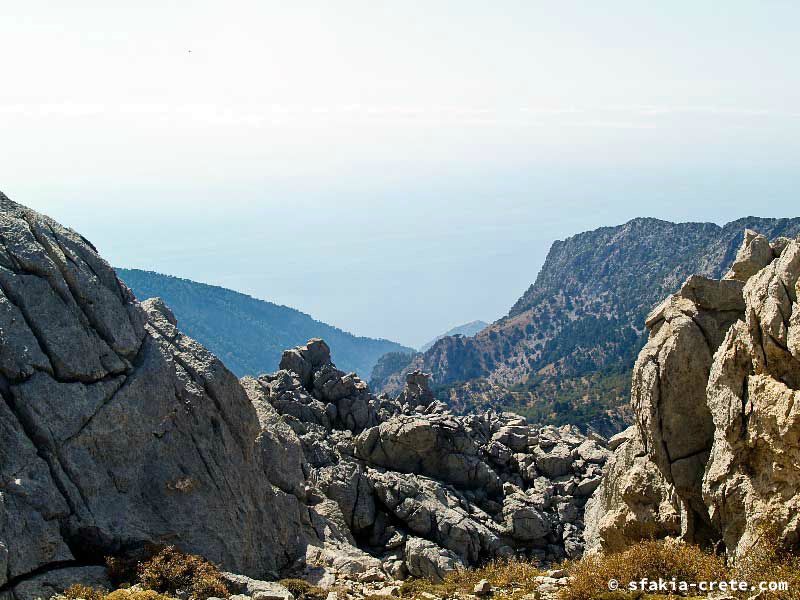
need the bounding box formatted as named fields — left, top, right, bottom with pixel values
left=2, top=1, right=799, bottom=348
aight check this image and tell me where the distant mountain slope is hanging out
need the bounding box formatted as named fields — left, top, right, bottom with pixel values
left=374, top=216, right=800, bottom=434
left=117, top=268, right=414, bottom=378
left=419, top=320, right=488, bottom=352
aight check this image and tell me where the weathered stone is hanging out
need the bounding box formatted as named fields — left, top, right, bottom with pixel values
left=10, top=566, right=111, bottom=600
left=356, top=415, right=501, bottom=493
left=404, top=537, right=464, bottom=583
left=704, top=240, right=800, bottom=557
left=223, top=574, right=295, bottom=600
left=473, top=579, right=492, bottom=595
left=584, top=427, right=681, bottom=553
left=724, top=229, right=774, bottom=282
left=533, top=443, right=573, bottom=478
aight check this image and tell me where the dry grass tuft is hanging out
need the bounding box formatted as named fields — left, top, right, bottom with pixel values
left=64, top=584, right=108, bottom=600
left=137, top=546, right=229, bottom=600
left=561, top=540, right=728, bottom=600
left=105, top=590, right=176, bottom=600
left=399, top=558, right=544, bottom=599
left=277, top=578, right=327, bottom=600
left=736, top=530, right=800, bottom=599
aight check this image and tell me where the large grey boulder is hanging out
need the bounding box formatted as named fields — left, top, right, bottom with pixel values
left=355, top=415, right=502, bottom=493
left=403, top=537, right=463, bottom=583
left=221, top=573, right=294, bottom=600
left=584, top=427, right=681, bottom=553
left=9, top=566, right=112, bottom=600
left=502, top=492, right=553, bottom=542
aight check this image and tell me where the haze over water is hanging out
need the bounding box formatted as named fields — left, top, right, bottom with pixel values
left=3, top=1, right=799, bottom=347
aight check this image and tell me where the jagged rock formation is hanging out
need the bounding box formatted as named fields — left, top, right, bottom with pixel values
left=586, top=229, right=800, bottom=559
left=253, top=340, right=611, bottom=583
left=375, top=218, right=800, bottom=433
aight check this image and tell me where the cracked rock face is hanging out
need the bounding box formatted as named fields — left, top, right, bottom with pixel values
left=704, top=236, right=800, bottom=557
left=632, top=274, right=744, bottom=540
left=585, top=229, right=800, bottom=558
left=0, top=195, right=347, bottom=589
left=584, top=426, right=680, bottom=553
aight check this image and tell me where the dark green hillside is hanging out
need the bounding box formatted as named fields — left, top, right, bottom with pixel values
left=117, top=268, right=413, bottom=378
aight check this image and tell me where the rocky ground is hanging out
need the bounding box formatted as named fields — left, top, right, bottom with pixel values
left=252, top=341, right=610, bottom=584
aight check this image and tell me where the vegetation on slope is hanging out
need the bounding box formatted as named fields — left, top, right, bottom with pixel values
left=117, top=269, right=413, bottom=378
left=383, top=217, right=800, bottom=432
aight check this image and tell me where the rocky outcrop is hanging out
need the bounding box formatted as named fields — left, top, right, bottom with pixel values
left=704, top=233, right=800, bottom=557
left=585, top=229, right=800, bottom=559
left=632, top=274, right=744, bottom=541
left=0, top=191, right=615, bottom=599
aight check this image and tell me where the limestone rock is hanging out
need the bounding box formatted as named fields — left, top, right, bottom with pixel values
left=10, top=566, right=112, bottom=600
left=370, top=470, right=500, bottom=564
left=633, top=274, right=744, bottom=540
left=584, top=427, right=680, bottom=552
left=588, top=231, right=800, bottom=561
left=397, top=370, right=435, bottom=407
left=355, top=415, right=501, bottom=493
left=404, top=537, right=464, bottom=583
left=724, top=229, right=774, bottom=282
left=221, top=574, right=295, bottom=600
left=502, top=492, right=553, bottom=541
left=704, top=239, right=800, bottom=557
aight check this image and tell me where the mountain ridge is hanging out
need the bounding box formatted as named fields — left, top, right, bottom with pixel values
left=419, top=319, right=488, bottom=352
left=374, top=215, right=800, bottom=434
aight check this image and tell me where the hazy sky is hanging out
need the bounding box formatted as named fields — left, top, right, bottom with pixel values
left=2, top=2, right=799, bottom=347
